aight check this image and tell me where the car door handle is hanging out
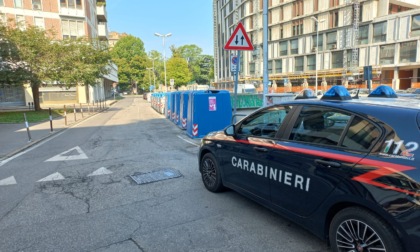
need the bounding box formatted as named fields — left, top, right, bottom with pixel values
left=314, top=159, right=341, bottom=168
left=253, top=147, right=268, bottom=152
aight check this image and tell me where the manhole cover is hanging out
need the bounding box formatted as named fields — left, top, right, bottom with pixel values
left=129, top=168, right=182, bottom=185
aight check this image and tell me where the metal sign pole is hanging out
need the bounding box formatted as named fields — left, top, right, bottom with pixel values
left=233, top=51, right=240, bottom=122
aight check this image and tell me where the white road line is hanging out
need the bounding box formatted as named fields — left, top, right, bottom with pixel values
left=0, top=110, right=104, bottom=167
left=45, top=146, right=88, bottom=162
left=87, top=167, right=113, bottom=177
left=37, top=172, right=65, bottom=182
left=177, top=135, right=200, bottom=147
left=0, top=176, right=17, bottom=186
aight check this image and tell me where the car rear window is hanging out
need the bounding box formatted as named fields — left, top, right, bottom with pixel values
left=289, top=106, right=380, bottom=152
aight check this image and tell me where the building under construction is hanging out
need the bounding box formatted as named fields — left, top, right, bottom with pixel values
left=213, top=0, right=420, bottom=93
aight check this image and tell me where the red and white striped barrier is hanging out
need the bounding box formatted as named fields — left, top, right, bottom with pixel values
left=192, top=124, right=198, bottom=136
left=182, top=118, right=187, bottom=128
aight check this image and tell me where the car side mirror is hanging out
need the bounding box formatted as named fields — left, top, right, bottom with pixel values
left=224, top=125, right=235, bottom=136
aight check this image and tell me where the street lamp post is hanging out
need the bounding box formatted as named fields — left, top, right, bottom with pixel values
left=150, top=57, right=157, bottom=88
left=311, top=17, right=325, bottom=94
left=154, top=33, right=172, bottom=92
left=146, top=67, right=153, bottom=91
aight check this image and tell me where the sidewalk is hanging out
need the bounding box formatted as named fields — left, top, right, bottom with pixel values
left=0, top=100, right=117, bottom=161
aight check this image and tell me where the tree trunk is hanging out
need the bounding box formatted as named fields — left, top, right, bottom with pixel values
left=31, top=84, right=42, bottom=111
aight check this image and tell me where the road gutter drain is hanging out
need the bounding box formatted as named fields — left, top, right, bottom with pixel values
left=130, top=168, right=182, bottom=185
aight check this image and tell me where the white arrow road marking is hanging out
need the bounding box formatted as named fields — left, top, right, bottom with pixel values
left=0, top=176, right=17, bottom=186
left=45, top=146, right=88, bottom=162
left=87, top=167, right=113, bottom=177
left=37, top=172, right=65, bottom=182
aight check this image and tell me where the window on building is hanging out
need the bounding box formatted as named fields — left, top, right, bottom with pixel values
left=380, top=44, right=394, bottom=65
left=275, top=60, right=282, bottom=73
left=269, top=28, right=272, bottom=41
left=400, top=41, right=417, bottom=63
left=269, top=10, right=272, bottom=25
left=329, top=11, right=339, bottom=28
left=279, top=41, right=288, bottom=56
left=16, top=15, right=25, bottom=30
left=0, top=0, right=4, bottom=6
left=314, top=0, right=318, bottom=12
left=268, top=61, right=273, bottom=73
left=312, top=34, right=323, bottom=52
left=249, top=17, right=254, bottom=29
left=250, top=62, right=255, bottom=75
left=307, top=55, right=315, bottom=71
left=291, top=39, right=298, bottom=54
left=332, top=51, right=343, bottom=68
left=61, top=19, right=84, bottom=39
left=0, top=13, right=6, bottom=24
left=326, top=32, right=337, bottom=50
left=389, top=4, right=411, bottom=14
left=330, top=0, right=339, bottom=7
left=373, top=22, right=387, bottom=43
left=280, top=26, right=283, bottom=39
left=60, top=0, right=82, bottom=9
left=295, top=56, right=304, bottom=72
left=279, top=7, right=283, bottom=21
left=293, top=19, right=303, bottom=36
left=293, top=0, right=304, bottom=17
left=32, top=0, right=41, bottom=10
left=411, top=15, right=420, bottom=37
left=34, top=17, right=44, bottom=29
left=359, top=25, right=368, bottom=44
left=14, top=0, right=23, bottom=8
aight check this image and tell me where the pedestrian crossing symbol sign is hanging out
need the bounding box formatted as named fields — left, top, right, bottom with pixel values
left=224, top=22, right=254, bottom=51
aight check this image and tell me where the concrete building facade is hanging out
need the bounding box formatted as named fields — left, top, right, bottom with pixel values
left=213, top=0, right=420, bottom=93
left=0, top=0, right=118, bottom=107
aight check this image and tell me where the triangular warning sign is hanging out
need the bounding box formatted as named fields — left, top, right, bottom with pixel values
left=224, top=22, right=254, bottom=51
left=45, top=146, right=88, bottom=162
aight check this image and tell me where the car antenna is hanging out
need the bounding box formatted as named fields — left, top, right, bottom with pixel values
left=352, top=89, right=360, bottom=99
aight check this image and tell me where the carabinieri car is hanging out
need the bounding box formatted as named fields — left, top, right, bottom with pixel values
left=198, top=86, right=420, bottom=252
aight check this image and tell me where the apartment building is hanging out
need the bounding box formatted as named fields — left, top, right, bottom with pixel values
left=0, top=0, right=118, bottom=107
left=213, top=0, right=420, bottom=92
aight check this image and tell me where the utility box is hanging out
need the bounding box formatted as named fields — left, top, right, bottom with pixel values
left=179, top=91, right=192, bottom=129
left=165, top=92, right=172, bottom=119
left=172, top=91, right=181, bottom=124
left=187, top=90, right=232, bottom=138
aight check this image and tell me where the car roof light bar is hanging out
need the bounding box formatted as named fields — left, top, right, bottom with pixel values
left=367, top=85, right=398, bottom=98
left=321, top=86, right=352, bottom=100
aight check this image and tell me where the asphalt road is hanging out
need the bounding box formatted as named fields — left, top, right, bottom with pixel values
left=0, top=97, right=329, bottom=251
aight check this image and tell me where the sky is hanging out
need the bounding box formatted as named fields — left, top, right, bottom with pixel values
left=107, top=0, right=214, bottom=56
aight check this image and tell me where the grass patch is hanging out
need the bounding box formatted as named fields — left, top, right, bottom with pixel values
left=0, top=109, right=65, bottom=123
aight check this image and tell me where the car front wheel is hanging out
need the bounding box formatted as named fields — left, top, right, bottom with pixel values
left=200, top=153, right=224, bottom=192
left=329, top=207, right=403, bottom=252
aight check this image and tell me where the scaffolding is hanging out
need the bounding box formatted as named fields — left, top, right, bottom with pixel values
left=342, top=0, right=360, bottom=81
left=252, top=0, right=261, bottom=79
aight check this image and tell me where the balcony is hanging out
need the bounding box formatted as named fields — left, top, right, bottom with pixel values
left=390, top=0, right=420, bottom=8
left=98, top=23, right=109, bottom=41
left=97, top=5, right=107, bottom=23
left=59, top=7, right=85, bottom=18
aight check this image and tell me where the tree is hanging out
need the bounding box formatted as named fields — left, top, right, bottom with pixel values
left=166, top=57, right=192, bottom=88
left=2, top=22, right=112, bottom=110
left=0, top=24, right=31, bottom=85
left=110, top=35, right=148, bottom=94
left=6, top=25, right=55, bottom=110
left=47, top=38, right=111, bottom=88
left=170, top=44, right=208, bottom=83
left=195, top=55, right=214, bottom=84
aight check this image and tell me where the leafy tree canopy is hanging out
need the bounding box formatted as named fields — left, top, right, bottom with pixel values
left=166, top=57, right=192, bottom=88
left=110, top=35, right=147, bottom=85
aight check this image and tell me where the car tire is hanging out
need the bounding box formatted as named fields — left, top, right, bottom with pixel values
left=200, top=153, right=225, bottom=192
left=329, top=207, right=403, bottom=252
